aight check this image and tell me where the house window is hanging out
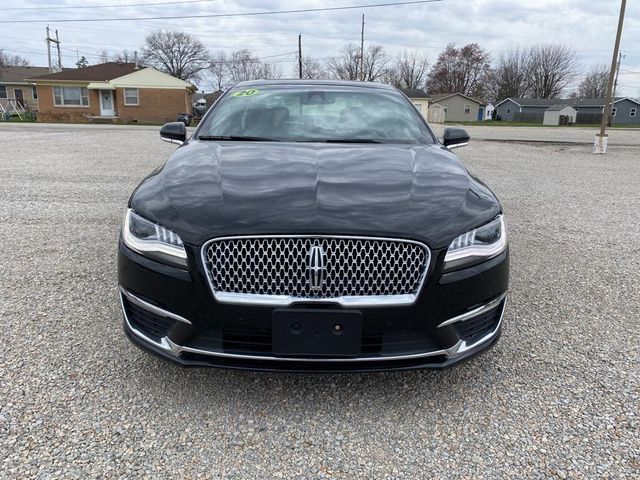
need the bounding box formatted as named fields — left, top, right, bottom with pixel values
left=443, top=105, right=448, bottom=114
left=464, top=104, right=471, bottom=114
left=32, top=86, right=38, bottom=100
left=506, top=107, right=511, bottom=114
left=53, top=86, right=89, bottom=107
left=124, top=88, right=139, bottom=106
left=0, top=85, right=6, bottom=99
left=611, top=107, right=617, bottom=117
left=631, top=108, right=637, bottom=118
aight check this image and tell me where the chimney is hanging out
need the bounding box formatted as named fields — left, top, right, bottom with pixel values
left=134, top=50, right=139, bottom=69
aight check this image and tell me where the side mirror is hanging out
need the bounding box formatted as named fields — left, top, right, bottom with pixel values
left=443, top=127, right=470, bottom=149
left=160, top=122, right=187, bottom=145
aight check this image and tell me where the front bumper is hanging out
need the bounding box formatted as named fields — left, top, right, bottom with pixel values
left=117, top=240, right=509, bottom=372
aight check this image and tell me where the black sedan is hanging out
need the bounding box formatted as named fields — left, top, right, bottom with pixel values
left=118, top=80, right=509, bottom=371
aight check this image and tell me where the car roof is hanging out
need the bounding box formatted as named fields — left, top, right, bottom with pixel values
left=231, top=79, right=397, bottom=91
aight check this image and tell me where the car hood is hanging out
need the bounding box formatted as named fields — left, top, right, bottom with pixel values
left=131, top=141, right=500, bottom=249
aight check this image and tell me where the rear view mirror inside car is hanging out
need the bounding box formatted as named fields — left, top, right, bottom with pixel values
left=301, top=91, right=336, bottom=105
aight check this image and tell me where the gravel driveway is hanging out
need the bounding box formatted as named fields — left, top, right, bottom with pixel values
left=1, top=124, right=638, bottom=479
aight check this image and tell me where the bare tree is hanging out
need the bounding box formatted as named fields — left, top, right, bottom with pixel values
left=426, top=43, right=491, bottom=98
left=142, top=30, right=210, bottom=81
left=578, top=63, right=609, bottom=98
left=383, top=51, right=429, bottom=89
left=0, top=50, right=30, bottom=68
left=488, top=47, right=531, bottom=101
left=207, top=49, right=283, bottom=90
left=208, top=50, right=228, bottom=90
left=98, top=49, right=110, bottom=64
left=328, top=44, right=360, bottom=81
left=258, top=61, right=282, bottom=81
left=223, top=49, right=281, bottom=84
left=361, top=45, right=388, bottom=82
left=296, top=56, right=328, bottom=80
left=526, top=44, right=579, bottom=99
left=226, top=49, right=260, bottom=83
left=328, top=44, right=388, bottom=82
left=112, top=49, right=136, bottom=63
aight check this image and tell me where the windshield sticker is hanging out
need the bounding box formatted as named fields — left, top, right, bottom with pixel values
left=232, top=89, right=260, bottom=97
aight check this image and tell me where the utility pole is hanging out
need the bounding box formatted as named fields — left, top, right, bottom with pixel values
left=55, top=30, right=62, bottom=70
left=45, top=26, right=62, bottom=72
left=612, top=51, right=626, bottom=100
left=298, top=34, right=303, bottom=80
left=359, top=14, right=365, bottom=81
left=46, top=26, right=52, bottom=72
left=594, top=0, right=626, bottom=154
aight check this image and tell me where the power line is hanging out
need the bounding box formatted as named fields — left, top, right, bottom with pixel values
left=4, top=30, right=632, bottom=55
left=60, top=47, right=107, bottom=59
left=1, top=46, right=300, bottom=64
left=2, top=47, right=79, bottom=59
left=258, top=51, right=299, bottom=60
left=41, top=24, right=295, bottom=38
left=0, top=0, right=445, bottom=24
left=0, top=0, right=220, bottom=11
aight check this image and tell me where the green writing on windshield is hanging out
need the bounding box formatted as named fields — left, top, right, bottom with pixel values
left=232, top=89, right=260, bottom=97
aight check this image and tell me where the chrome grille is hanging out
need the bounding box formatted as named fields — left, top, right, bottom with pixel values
left=202, top=236, right=430, bottom=306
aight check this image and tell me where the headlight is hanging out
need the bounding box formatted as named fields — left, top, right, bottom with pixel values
left=444, top=215, right=507, bottom=270
left=122, top=209, right=187, bottom=267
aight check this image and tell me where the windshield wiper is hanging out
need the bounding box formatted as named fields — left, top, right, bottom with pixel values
left=320, top=138, right=383, bottom=144
left=293, top=138, right=384, bottom=144
left=198, top=135, right=279, bottom=142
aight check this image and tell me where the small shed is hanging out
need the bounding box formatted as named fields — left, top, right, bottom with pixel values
left=484, top=102, right=495, bottom=120
left=543, top=104, right=577, bottom=126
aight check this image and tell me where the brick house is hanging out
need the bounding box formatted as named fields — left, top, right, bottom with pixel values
left=27, top=62, right=196, bottom=123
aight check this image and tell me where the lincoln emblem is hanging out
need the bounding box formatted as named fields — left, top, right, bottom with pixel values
left=307, top=245, right=326, bottom=291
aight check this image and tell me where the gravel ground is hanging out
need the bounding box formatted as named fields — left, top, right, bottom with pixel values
left=0, top=123, right=638, bottom=479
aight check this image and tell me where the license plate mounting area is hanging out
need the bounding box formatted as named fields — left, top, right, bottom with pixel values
left=272, top=309, right=363, bottom=357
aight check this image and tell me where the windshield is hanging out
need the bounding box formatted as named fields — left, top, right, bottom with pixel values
left=196, top=85, right=435, bottom=144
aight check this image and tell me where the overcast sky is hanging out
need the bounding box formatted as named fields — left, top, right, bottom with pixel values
left=1, top=0, right=639, bottom=96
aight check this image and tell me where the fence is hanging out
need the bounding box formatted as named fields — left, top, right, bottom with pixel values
left=576, top=112, right=603, bottom=125
left=512, top=112, right=545, bottom=123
